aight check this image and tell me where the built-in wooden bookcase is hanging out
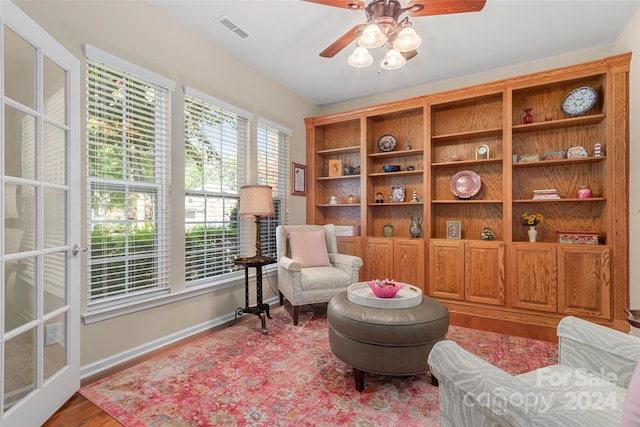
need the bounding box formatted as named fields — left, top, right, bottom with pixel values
left=305, top=54, right=630, bottom=337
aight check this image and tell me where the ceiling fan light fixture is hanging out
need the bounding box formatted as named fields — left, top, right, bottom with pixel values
left=357, top=23, right=386, bottom=49
left=348, top=46, right=374, bottom=68
left=381, top=48, right=406, bottom=70
left=393, top=26, right=422, bottom=52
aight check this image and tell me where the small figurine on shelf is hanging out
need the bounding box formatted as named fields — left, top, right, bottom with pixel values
left=593, top=142, right=603, bottom=157
left=410, top=190, right=418, bottom=203
left=405, top=139, right=412, bottom=150
left=329, top=195, right=338, bottom=205
left=481, top=227, right=495, bottom=241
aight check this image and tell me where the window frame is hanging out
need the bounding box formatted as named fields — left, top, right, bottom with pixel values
left=183, top=86, right=252, bottom=287
left=84, top=45, right=174, bottom=312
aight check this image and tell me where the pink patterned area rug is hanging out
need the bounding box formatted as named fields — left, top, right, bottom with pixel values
left=80, top=305, right=557, bottom=426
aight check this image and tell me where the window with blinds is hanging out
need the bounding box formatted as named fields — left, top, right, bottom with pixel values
left=86, top=54, right=172, bottom=308
left=184, top=88, right=248, bottom=284
left=256, top=119, right=291, bottom=258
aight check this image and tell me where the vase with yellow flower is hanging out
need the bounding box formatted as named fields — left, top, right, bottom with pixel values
left=522, top=213, right=543, bottom=242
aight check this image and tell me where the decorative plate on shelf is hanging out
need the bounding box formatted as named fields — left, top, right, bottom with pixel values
left=378, top=134, right=397, bottom=152
left=450, top=170, right=481, bottom=199
left=561, top=86, right=597, bottom=116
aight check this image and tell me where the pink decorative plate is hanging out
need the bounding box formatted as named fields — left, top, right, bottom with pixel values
left=450, top=170, right=481, bottom=199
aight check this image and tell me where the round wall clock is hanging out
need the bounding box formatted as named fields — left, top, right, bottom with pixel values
left=561, top=86, right=597, bottom=116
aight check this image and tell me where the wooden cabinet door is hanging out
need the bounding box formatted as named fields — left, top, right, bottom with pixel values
left=394, top=239, right=425, bottom=291
left=429, top=240, right=465, bottom=300
left=510, top=243, right=557, bottom=312
left=558, top=245, right=611, bottom=319
left=364, top=238, right=393, bottom=281
left=465, top=241, right=505, bottom=306
left=337, top=236, right=364, bottom=281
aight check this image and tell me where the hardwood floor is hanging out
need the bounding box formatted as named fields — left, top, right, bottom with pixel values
left=42, top=312, right=257, bottom=426
left=42, top=393, right=122, bottom=427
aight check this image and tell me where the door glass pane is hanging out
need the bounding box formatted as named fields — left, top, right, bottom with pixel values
left=6, top=185, right=36, bottom=253
left=4, top=105, right=36, bottom=180
left=3, top=28, right=35, bottom=109
left=3, top=256, right=36, bottom=333
left=43, top=252, right=66, bottom=314
left=43, top=124, right=67, bottom=185
left=3, top=329, right=36, bottom=411
left=43, top=56, right=66, bottom=124
left=43, top=313, right=66, bottom=382
left=43, top=188, right=65, bottom=249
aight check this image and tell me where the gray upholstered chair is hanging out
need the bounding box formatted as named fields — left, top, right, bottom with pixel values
left=428, top=316, right=640, bottom=427
left=276, top=224, right=362, bottom=325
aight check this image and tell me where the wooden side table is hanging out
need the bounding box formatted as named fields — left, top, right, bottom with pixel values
left=233, top=255, right=276, bottom=334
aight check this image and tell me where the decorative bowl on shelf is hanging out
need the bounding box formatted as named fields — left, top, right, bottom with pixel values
left=383, top=165, right=401, bottom=172
left=367, top=279, right=405, bottom=298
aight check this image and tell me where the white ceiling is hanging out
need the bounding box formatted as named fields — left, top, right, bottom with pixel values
left=148, top=0, right=640, bottom=106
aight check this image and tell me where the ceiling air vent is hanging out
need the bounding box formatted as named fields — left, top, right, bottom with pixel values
left=216, top=16, right=250, bottom=40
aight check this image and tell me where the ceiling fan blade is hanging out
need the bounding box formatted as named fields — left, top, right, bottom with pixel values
left=402, top=50, right=418, bottom=61
left=301, top=0, right=365, bottom=10
left=406, top=0, right=486, bottom=17
left=320, top=24, right=366, bottom=58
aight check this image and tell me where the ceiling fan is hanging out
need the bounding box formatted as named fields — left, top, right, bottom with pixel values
left=303, top=0, right=486, bottom=69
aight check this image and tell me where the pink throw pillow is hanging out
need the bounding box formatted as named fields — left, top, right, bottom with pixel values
left=287, top=229, right=331, bottom=268
left=622, top=359, right=640, bottom=426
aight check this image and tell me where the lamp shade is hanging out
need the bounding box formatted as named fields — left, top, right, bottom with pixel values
left=393, top=26, right=422, bottom=52
left=381, top=48, right=406, bottom=70
left=239, top=185, right=274, bottom=217
left=358, top=23, right=386, bottom=49
left=348, top=46, right=374, bottom=68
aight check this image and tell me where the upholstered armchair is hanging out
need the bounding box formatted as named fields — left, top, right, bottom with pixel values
left=276, top=224, right=362, bottom=325
left=428, top=316, right=640, bottom=427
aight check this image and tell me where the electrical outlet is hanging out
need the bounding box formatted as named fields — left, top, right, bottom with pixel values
left=45, top=323, right=63, bottom=346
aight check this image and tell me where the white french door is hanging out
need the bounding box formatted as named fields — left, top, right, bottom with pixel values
left=0, top=1, right=80, bottom=426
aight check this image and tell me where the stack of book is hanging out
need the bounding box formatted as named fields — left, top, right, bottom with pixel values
left=532, top=189, right=560, bottom=199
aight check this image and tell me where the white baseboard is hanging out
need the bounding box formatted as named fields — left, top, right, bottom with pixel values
left=80, top=296, right=279, bottom=380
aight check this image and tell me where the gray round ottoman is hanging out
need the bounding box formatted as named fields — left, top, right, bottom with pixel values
left=327, top=290, right=449, bottom=391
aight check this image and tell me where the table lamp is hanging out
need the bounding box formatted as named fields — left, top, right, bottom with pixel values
left=239, top=185, right=275, bottom=262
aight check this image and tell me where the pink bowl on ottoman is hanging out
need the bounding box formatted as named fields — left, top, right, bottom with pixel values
left=367, top=279, right=405, bottom=298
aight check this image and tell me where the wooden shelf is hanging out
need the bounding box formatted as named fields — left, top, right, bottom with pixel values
left=368, top=202, right=424, bottom=206
left=512, top=114, right=606, bottom=134
left=431, top=200, right=503, bottom=204
left=368, top=170, right=424, bottom=177
left=316, top=145, right=360, bottom=156
left=431, top=127, right=502, bottom=143
left=513, top=197, right=606, bottom=203
left=316, top=175, right=360, bottom=181
left=512, top=156, right=606, bottom=168
left=432, top=158, right=503, bottom=168
left=368, top=149, right=424, bottom=159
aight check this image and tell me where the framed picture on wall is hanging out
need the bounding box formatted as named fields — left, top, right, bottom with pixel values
left=292, top=162, right=306, bottom=196
left=446, top=221, right=461, bottom=239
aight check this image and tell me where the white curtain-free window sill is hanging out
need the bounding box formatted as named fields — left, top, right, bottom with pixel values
left=82, top=267, right=277, bottom=324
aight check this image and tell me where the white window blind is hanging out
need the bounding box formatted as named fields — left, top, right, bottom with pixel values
left=86, top=57, right=172, bottom=308
left=184, top=90, right=248, bottom=284
left=256, top=119, right=291, bottom=258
